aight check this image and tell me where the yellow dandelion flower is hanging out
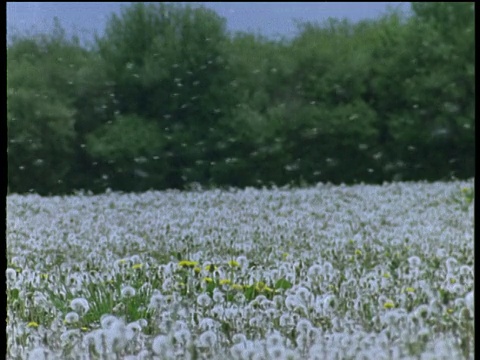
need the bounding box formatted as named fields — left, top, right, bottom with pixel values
left=355, top=249, right=362, bottom=256
left=382, top=273, right=391, bottom=279
left=232, top=284, right=243, bottom=291
left=228, top=260, right=240, bottom=267
left=383, top=301, right=395, bottom=309
left=219, top=279, right=231, bottom=285
left=40, top=274, right=48, bottom=280
left=81, top=327, right=89, bottom=331
left=132, top=263, right=143, bottom=270
left=449, top=278, right=456, bottom=284
left=194, top=267, right=201, bottom=274
left=178, top=260, right=198, bottom=268
left=205, top=264, right=218, bottom=272
left=405, top=287, right=415, bottom=293
left=255, top=281, right=267, bottom=292
left=203, top=277, right=213, bottom=283
left=27, top=321, right=39, bottom=328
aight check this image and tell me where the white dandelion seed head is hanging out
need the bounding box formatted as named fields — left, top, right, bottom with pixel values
left=60, top=329, right=80, bottom=343
left=296, top=318, right=312, bottom=334
left=199, top=317, right=218, bottom=331
left=236, top=255, right=248, bottom=268
left=266, top=331, right=284, bottom=347
left=6, top=268, right=17, bottom=282
left=232, top=333, right=247, bottom=344
left=126, top=321, right=142, bottom=334
left=152, top=335, right=171, bottom=355
left=172, top=320, right=188, bottom=332
left=100, top=314, right=120, bottom=329
left=70, top=297, right=90, bottom=315
left=213, top=289, right=225, bottom=303
left=148, top=293, right=165, bottom=310
left=64, top=311, right=79, bottom=324
left=307, top=264, right=323, bottom=279
left=197, top=293, right=212, bottom=307
left=465, top=291, right=474, bottom=311
left=445, top=257, right=458, bottom=273
left=136, top=349, right=151, bottom=360
left=199, top=330, right=218, bottom=348
left=121, top=285, right=136, bottom=298
left=407, top=256, right=422, bottom=268
left=27, top=347, right=52, bottom=360
left=174, top=328, right=191, bottom=346
left=267, top=345, right=286, bottom=359
left=414, top=304, right=430, bottom=320
left=296, top=286, right=312, bottom=303
left=309, top=343, right=325, bottom=359
left=230, top=342, right=246, bottom=359
left=458, top=265, right=473, bottom=277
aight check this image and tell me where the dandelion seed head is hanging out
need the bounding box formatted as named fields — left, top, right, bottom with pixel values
left=174, top=328, right=191, bottom=346
left=199, top=330, right=218, bottom=347
left=296, top=319, right=312, bottom=334
left=148, top=293, right=165, bottom=310
left=232, top=333, right=247, bottom=344
left=197, top=293, right=212, bottom=307
left=152, top=335, right=171, bottom=355
left=64, top=311, right=79, bottom=324
left=408, top=256, right=422, bottom=268
left=121, top=285, right=136, bottom=298
left=465, top=291, right=474, bottom=310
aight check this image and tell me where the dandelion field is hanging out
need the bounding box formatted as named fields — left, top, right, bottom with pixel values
left=6, top=180, right=474, bottom=359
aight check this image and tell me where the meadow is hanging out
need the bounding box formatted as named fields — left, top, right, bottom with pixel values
left=6, top=180, right=474, bottom=359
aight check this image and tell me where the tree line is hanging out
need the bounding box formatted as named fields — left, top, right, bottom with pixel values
left=7, top=2, right=475, bottom=194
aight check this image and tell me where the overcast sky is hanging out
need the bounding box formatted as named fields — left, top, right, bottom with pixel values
left=7, top=2, right=411, bottom=43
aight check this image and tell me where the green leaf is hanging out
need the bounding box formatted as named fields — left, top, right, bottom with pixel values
left=274, top=278, right=293, bottom=290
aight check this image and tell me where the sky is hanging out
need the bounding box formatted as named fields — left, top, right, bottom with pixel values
left=7, top=2, right=411, bottom=43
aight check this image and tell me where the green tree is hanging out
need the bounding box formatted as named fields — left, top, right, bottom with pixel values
left=93, top=2, right=238, bottom=189
left=7, top=20, right=89, bottom=194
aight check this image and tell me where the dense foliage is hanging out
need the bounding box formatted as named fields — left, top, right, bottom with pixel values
left=7, top=3, right=475, bottom=194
